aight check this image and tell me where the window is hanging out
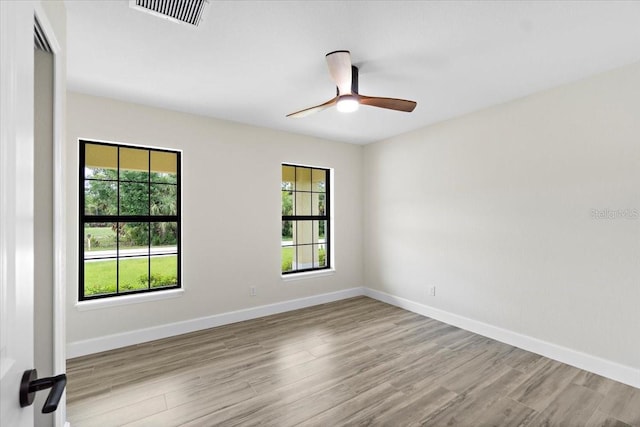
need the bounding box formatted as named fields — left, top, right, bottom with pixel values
left=281, top=164, right=330, bottom=274
left=79, top=140, right=181, bottom=300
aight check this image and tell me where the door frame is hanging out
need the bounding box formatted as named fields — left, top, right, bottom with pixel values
left=33, top=3, right=68, bottom=426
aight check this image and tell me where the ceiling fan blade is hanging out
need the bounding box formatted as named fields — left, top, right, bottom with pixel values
left=286, top=97, right=338, bottom=118
left=326, top=50, right=352, bottom=95
left=358, top=95, right=417, bottom=112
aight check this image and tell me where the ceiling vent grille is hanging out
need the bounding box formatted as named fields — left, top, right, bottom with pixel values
left=34, top=17, right=53, bottom=53
left=130, top=0, right=208, bottom=27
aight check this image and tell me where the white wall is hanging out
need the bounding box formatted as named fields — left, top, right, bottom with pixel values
left=363, top=62, right=640, bottom=375
left=66, top=92, right=363, bottom=348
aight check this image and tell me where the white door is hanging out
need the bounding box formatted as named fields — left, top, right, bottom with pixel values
left=1, top=1, right=36, bottom=426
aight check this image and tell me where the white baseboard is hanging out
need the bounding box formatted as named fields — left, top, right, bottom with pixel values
left=67, top=287, right=364, bottom=358
left=67, top=285, right=639, bottom=390
left=363, top=288, right=640, bottom=389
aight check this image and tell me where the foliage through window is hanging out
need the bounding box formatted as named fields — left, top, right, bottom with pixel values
left=80, top=140, right=181, bottom=300
left=282, top=164, right=330, bottom=274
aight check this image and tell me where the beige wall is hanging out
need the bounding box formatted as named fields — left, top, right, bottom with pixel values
left=34, top=47, right=55, bottom=427
left=67, top=60, right=640, bottom=383
left=363, top=62, right=640, bottom=371
left=66, top=92, right=363, bottom=344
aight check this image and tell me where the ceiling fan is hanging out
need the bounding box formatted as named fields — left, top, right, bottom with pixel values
left=287, top=50, right=417, bottom=118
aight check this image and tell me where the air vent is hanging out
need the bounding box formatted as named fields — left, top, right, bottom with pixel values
left=130, top=0, right=208, bottom=27
left=34, top=17, right=52, bottom=53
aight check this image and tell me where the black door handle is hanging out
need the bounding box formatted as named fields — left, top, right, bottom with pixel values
left=19, top=369, right=67, bottom=413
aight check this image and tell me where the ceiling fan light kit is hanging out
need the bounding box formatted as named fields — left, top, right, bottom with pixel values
left=287, top=50, right=417, bottom=118
left=336, top=95, right=359, bottom=113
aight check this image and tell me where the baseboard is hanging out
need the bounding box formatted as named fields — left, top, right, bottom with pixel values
left=363, top=288, right=640, bottom=389
left=67, top=285, right=639, bottom=390
left=67, top=287, right=364, bottom=358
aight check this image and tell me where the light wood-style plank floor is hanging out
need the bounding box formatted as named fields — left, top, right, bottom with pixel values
left=66, top=296, right=640, bottom=426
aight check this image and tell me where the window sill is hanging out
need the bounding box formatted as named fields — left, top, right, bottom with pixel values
left=281, top=269, right=335, bottom=282
left=75, top=288, right=184, bottom=311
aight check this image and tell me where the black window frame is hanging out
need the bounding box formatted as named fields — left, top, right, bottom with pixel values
left=79, top=139, right=182, bottom=301
left=282, top=163, right=331, bottom=275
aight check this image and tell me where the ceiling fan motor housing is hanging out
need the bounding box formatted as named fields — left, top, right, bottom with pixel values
left=337, top=65, right=359, bottom=95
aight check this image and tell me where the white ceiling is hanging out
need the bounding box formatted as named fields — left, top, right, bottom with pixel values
left=65, top=1, right=640, bottom=145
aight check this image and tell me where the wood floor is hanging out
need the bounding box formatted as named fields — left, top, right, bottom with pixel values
left=66, top=296, right=640, bottom=426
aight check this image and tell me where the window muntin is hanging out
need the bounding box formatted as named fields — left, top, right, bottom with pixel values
left=80, top=140, right=181, bottom=300
left=282, top=164, right=330, bottom=274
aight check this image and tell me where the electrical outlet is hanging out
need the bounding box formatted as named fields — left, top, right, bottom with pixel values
left=250, top=286, right=257, bottom=296
left=429, top=286, right=436, bottom=296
